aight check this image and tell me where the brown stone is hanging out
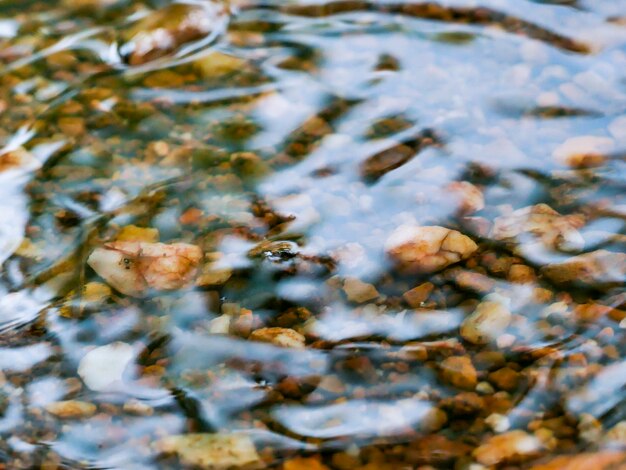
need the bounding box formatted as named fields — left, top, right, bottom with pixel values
left=531, top=451, right=626, bottom=470
left=249, top=327, right=305, bottom=349
left=440, top=356, right=477, bottom=390
left=58, top=117, right=86, bottom=137
left=156, top=433, right=260, bottom=468
left=483, top=392, right=514, bottom=415
left=385, top=225, right=478, bottom=274
left=488, top=367, right=522, bottom=392
left=460, top=299, right=512, bottom=345
left=508, top=264, right=536, bottom=283
left=440, top=392, right=484, bottom=416
left=45, top=400, right=96, bottom=419
left=420, top=408, right=448, bottom=432
left=119, top=3, right=228, bottom=65
left=343, top=277, right=379, bottom=303
left=474, top=430, right=543, bottom=466
left=403, top=282, right=434, bottom=307
left=474, top=351, right=506, bottom=370
left=542, top=250, right=626, bottom=285
left=446, top=181, right=485, bottom=214
left=406, top=435, right=471, bottom=466
left=331, top=453, right=361, bottom=469
left=492, top=203, right=584, bottom=252
left=552, top=135, right=613, bottom=168
left=317, top=375, right=345, bottom=394
left=283, top=457, right=330, bottom=470
left=452, top=270, right=495, bottom=293
left=397, top=342, right=428, bottom=361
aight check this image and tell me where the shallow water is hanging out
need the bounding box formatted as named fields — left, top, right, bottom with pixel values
left=0, top=0, right=626, bottom=468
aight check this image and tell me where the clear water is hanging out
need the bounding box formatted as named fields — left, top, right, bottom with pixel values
left=0, top=0, right=625, bottom=468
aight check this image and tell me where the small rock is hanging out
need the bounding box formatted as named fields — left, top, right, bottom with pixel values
left=330, top=452, right=360, bottom=469
left=604, top=421, right=626, bottom=445
left=474, top=430, right=543, bottom=466
left=451, top=270, right=495, bottom=294
left=476, top=381, right=495, bottom=395
left=574, top=303, right=624, bottom=322
left=179, top=207, right=203, bottom=225
left=531, top=451, right=626, bottom=470
left=488, top=367, right=522, bottom=392
left=194, top=51, right=247, bottom=79
left=440, top=392, right=484, bottom=416
left=209, top=314, right=231, bottom=334
left=78, top=342, right=135, bottom=391
left=446, top=181, right=485, bottom=214
left=62, top=0, right=120, bottom=10
left=407, top=434, right=472, bottom=466
left=196, top=265, right=233, bottom=286
left=397, top=342, right=428, bottom=361
left=283, top=456, right=330, bottom=470
left=440, top=356, right=477, bottom=390
left=82, top=282, right=112, bottom=303
left=116, top=225, right=159, bottom=243
left=474, top=351, right=506, bottom=370
left=460, top=298, right=512, bottom=345
left=385, top=225, right=478, bottom=273
left=507, top=264, right=536, bottom=284
left=553, top=135, right=613, bottom=168
left=87, top=241, right=203, bottom=297
left=230, top=152, right=270, bottom=178
left=578, top=413, right=602, bottom=443
left=156, top=433, right=260, bottom=469
left=420, top=407, right=448, bottom=432
left=45, top=400, right=96, bottom=419
left=534, top=428, right=557, bottom=451
left=58, top=117, right=85, bottom=137
left=492, top=204, right=584, bottom=252
left=403, top=282, right=434, bottom=307
left=248, top=240, right=299, bottom=259
left=317, top=375, right=345, bottom=394
left=360, top=143, right=416, bottom=181
left=123, top=399, right=154, bottom=416
left=485, top=413, right=511, bottom=433
left=119, top=2, right=228, bottom=66
left=0, top=147, right=40, bottom=173
left=496, top=333, right=516, bottom=349
left=542, top=250, right=626, bottom=286
left=249, top=327, right=305, bottom=348
left=15, top=237, right=43, bottom=259
left=343, top=277, right=379, bottom=303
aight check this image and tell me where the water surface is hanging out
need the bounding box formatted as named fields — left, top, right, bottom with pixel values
left=0, top=0, right=626, bottom=468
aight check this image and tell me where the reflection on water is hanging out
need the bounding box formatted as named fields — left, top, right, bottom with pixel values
left=0, top=0, right=626, bottom=467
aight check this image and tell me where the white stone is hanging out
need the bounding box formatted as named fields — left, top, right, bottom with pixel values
left=78, top=342, right=135, bottom=391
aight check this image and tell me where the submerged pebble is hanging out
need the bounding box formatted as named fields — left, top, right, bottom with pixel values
left=542, top=249, right=626, bottom=285
left=553, top=135, right=614, bottom=168
left=343, top=277, right=380, bottom=303
left=492, top=204, right=585, bottom=252
left=440, top=356, right=478, bottom=390
left=474, top=430, right=543, bottom=466
left=156, top=433, right=260, bottom=468
left=460, top=297, right=512, bottom=345
left=77, top=342, right=135, bottom=391
left=385, top=225, right=478, bottom=273
left=0, top=0, right=624, bottom=467
left=248, top=327, right=306, bottom=348
left=119, top=1, right=229, bottom=65
left=45, top=400, right=97, bottom=419
left=87, top=241, right=203, bottom=297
